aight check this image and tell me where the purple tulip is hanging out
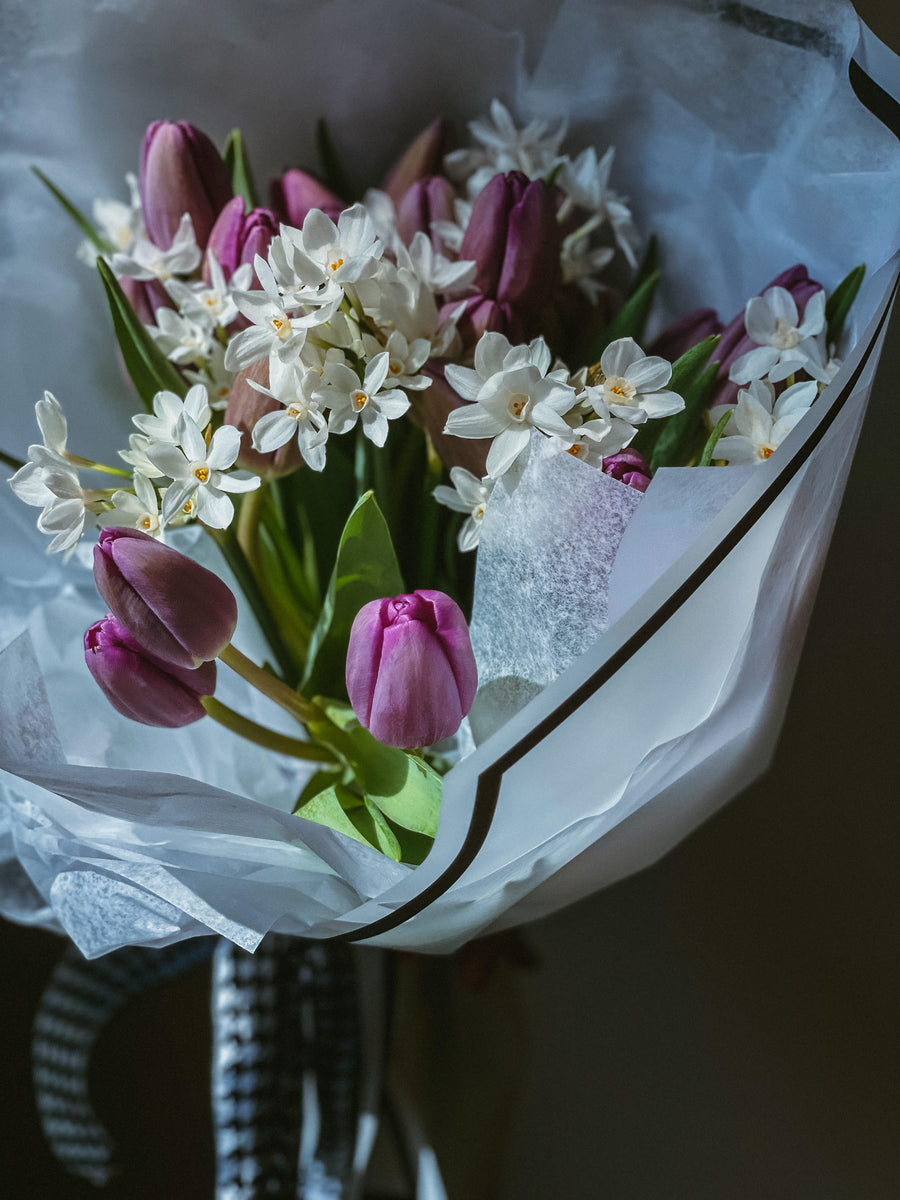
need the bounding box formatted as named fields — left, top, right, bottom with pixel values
left=269, top=168, right=344, bottom=227
left=449, top=171, right=562, bottom=346
left=93, top=528, right=238, bottom=669
left=346, top=590, right=478, bottom=749
left=381, top=117, right=455, bottom=206
left=120, top=276, right=173, bottom=325
left=710, top=264, right=823, bottom=407
left=85, top=613, right=216, bottom=727
left=205, top=197, right=279, bottom=283
left=396, top=175, right=457, bottom=251
left=602, top=448, right=652, bottom=493
left=140, top=120, right=233, bottom=250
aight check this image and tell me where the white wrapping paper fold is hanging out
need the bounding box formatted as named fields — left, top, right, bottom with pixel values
left=0, top=0, right=898, bottom=955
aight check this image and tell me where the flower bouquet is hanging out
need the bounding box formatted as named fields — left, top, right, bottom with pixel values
left=1, top=0, right=898, bottom=964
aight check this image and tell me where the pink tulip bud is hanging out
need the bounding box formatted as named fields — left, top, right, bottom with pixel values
left=224, top=359, right=304, bottom=478
left=85, top=613, right=216, bottom=727
left=140, top=120, right=233, bottom=249
left=120, top=276, right=174, bottom=325
left=205, top=196, right=279, bottom=283
left=269, top=168, right=344, bottom=227
left=649, top=307, right=723, bottom=363
left=602, top=448, right=652, bottom=492
left=93, top=527, right=238, bottom=669
left=381, top=117, right=455, bottom=206
left=346, top=590, right=478, bottom=749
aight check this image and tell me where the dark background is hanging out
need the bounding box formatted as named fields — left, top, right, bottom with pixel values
left=1, top=4, right=897, bottom=1197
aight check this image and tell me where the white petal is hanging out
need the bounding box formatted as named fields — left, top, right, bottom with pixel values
left=600, top=337, right=644, bottom=379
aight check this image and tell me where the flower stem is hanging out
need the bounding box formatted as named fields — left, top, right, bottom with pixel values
left=201, top=696, right=337, bottom=763
left=0, top=448, right=25, bottom=472
left=219, top=642, right=321, bottom=725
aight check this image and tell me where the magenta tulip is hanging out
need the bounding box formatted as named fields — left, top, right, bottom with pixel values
left=140, top=120, right=233, bottom=250
left=85, top=613, right=216, bottom=727
left=269, top=168, right=344, bottom=227
left=93, top=528, right=237, bottom=669
left=396, top=175, right=457, bottom=251
left=205, top=197, right=279, bottom=283
left=602, top=448, right=652, bottom=492
left=346, top=590, right=478, bottom=749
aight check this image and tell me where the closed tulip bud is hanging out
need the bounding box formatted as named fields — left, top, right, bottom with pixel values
left=93, top=527, right=238, bottom=669
left=381, top=117, right=455, bottom=206
left=225, top=359, right=303, bottom=478
left=205, top=197, right=279, bottom=283
left=269, top=168, right=344, bottom=227
left=445, top=294, right=518, bottom=347
left=459, top=171, right=562, bottom=318
left=120, top=276, right=174, bottom=325
left=140, top=120, right=233, bottom=250
left=85, top=613, right=216, bottom=727
left=346, top=590, right=478, bottom=749
left=396, top=174, right=457, bottom=250
left=602, top=448, right=652, bottom=493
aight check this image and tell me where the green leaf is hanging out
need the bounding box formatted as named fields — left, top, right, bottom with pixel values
left=825, top=263, right=865, bottom=347
left=585, top=269, right=660, bottom=362
left=223, top=128, right=259, bottom=211
left=301, top=491, right=403, bottom=700
left=698, top=408, right=734, bottom=467
left=32, top=166, right=110, bottom=253
left=310, top=701, right=442, bottom=839
left=96, top=258, right=186, bottom=410
left=316, top=116, right=353, bottom=201
left=644, top=336, right=722, bottom=472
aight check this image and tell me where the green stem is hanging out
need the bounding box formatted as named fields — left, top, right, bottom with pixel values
left=219, top=642, right=321, bottom=725
left=0, top=449, right=25, bottom=472
left=202, top=696, right=337, bottom=763
left=236, top=483, right=264, bottom=570
left=65, top=453, right=131, bottom=477
left=210, top=526, right=298, bottom=682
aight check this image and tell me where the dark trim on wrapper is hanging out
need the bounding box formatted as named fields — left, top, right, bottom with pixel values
left=328, top=54, right=900, bottom=945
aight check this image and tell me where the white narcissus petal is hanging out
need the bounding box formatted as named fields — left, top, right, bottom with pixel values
left=636, top=390, right=684, bottom=419
left=623, top=355, right=671, bottom=392
left=184, top=384, right=212, bottom=428
left=734, top=393, right=774, bottom=444
left=443, top=364, right=482, bottom=402
left=36, top=392, right=67, bottom=454
left=365, top=352, right=391, bottom=394
left=773, top=380, right=817, bottom=420
left=146, top=442, right=189, bottom=479
left=715, top=435, right=760, bottom=465
left=178, top=415, right=208, bottom=463
left=449, top=467, right=489, bottom=506
left=162, top=479, right=196, bottom=523
left=215, top=471, right=261, bottom=494
left=444, top=405, right=503, bottom=439
left=486, top=426, right=530, bottom=477
left=770, top=411, right=808, bottom=444
left=762, top=286, right=798, bottom=326
left=362, top=409, right=389, bottom=447
left=600, top=337, right=645, bottom=378
left=432, top=484, right=471, bottom=514
left=207, top=425, right=242, bottom=471
left=9, top=462, right=53, bottom=506
left=797, top=288, right=826, bottom=338
left=473, top=332, right=514, bottom=381
left=195, top=488, right=234, bottom=529
left=375, top=391, right=411, bottom=420
left=728, top=345, right=780, bottom=383
left=743, top=296, right=777, bottom=344
left=253, top=412, right=295, bottom=453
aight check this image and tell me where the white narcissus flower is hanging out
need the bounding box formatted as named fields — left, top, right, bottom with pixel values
left=433, top=468, right=494, bottom=552
left=149, top=307, right=217, bottom=366
left=319, top=352, right=410, bottom=448
left=250, top=357, right=329, bottom=472
left=362, top=330, right=432, bottom=392
left=166, top=254, right=253, bottom=329
left=9, top=449, right=94, bottom=557
left=711, top=378, right=818, bottom=465
left=443, top=333, right=577, bottom=478
left=445, top=99, right=567, bottom=196
left=283, top=204, right=384, bottom=290
left=728, top=286, right=827, bottom=384
left=553, top=410, right=636, bottom=468
left=582, top=338, right=684, bottom=426
left=132, top=384, right=212, bottom=449
left=110, top=213, right=201, bottom=282
left=148, top=415, right=261, bottom=529
left=98, top=473, right=164, bottom=538
left=77, top=173, right=144, bottom=263
left=225, top=256, right=339, bottom=372
left=557, top=146, right=639, bottom=268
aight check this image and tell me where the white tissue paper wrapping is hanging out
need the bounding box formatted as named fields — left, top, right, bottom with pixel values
left=0, top=0, right=898, bottom=955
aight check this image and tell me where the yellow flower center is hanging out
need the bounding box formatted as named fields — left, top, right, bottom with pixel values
left=352, top=390, right=369, bottom=411
left=508, top=394, right=529, bottom=420
left=194, top=465, right=210, bottom=483
left=329, top=256, right=345, bottom=272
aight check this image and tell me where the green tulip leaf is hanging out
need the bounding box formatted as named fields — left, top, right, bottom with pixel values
left=301, top=491, right=404, bottom=701
left=32, top=166, right=110, bottom=253
left=637, top=335, right=721, bottom=471
left=309, top=701, right=442, bottom=840
left=698, top=408, right=734, bottom=467
left=96, top=258, right=187, bottom=410
left=223, top=128, right=259, bottom=212
left=825, top=263, right=865, bottom=348
left=295, top=782, right=399, bottom=859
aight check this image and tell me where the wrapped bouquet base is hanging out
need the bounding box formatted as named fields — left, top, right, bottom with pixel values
left=1, top=0, right=899, bottom=962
